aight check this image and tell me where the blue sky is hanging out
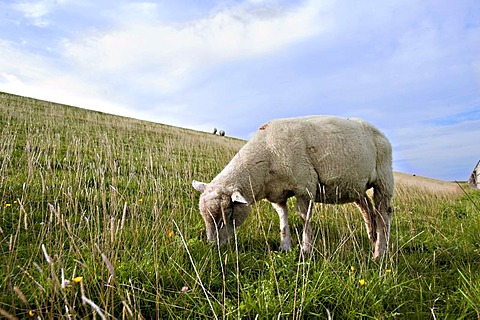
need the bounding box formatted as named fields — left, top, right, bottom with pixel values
left=1, top=0, right=479, bottom=181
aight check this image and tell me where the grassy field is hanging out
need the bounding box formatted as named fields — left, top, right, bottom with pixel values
left=1, top=91, right=479, bottom=319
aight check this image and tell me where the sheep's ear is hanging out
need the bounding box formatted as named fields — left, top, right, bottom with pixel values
left=231, top=190, right=248, bottom=205
left=192, top=180, right=207, bottom=193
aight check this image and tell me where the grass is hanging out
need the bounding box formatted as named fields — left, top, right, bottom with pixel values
left=1, top=91, right=479, bottom=319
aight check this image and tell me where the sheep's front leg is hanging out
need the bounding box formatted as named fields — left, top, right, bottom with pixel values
left=296, top=197, right=313, bottom=255
left=272, top=202, right=291, bottom=251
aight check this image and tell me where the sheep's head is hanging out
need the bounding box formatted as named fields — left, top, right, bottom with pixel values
left=192, top=180, right=250, bottom=245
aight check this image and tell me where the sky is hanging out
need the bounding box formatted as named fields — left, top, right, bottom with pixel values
left=1, top=0, right=479, bottom=181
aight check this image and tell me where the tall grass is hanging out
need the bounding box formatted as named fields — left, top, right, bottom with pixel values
left=1, top=92, right=479, bottom=319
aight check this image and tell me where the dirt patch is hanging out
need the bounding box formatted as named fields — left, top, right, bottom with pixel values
left=258, top=123, right=268, bottom=130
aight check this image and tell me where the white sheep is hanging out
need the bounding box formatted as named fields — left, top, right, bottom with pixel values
left=219, top=130, right=225, bottom=136
left=212, top=127, right=218, bottom=135
left=192, top=115, right=394, bottom=259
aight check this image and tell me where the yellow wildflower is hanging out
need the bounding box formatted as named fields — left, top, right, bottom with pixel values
left=385, top=269, right=392, bottom=274
left=28, top=310, right=35, bottom=317
left=5, top=203, right=11, bottom=208
left=73, top=276, right=83, bottom=283
left=138, top=198, right=143, bottom=203
left=359, top=279, right=366, bottom=286
left=350, top=266, right=355, bottom=273
left=168, top=230, right=174, bottom=237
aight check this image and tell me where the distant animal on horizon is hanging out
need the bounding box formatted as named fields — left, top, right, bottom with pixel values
left=219, top=130, right=225, bottom=136
left=212, top=127, right=217, bottom=135
left=192, top=115, right=394, bottom=259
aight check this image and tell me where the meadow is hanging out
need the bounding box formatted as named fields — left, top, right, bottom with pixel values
left=1, top=91, right=479, bottom=319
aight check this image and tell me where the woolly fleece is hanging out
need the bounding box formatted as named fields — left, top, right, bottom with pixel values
left=193, top=115, right=394, bottom=258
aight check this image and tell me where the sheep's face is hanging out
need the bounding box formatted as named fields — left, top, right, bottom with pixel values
left=192, top=181, right=250, bottom=245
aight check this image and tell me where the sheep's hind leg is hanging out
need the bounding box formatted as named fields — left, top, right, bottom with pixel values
left=272, top=202, right=291, bottom=251
left=373, top=188, right=393, bottom=260
left=355, top=195, right=377, bottom=245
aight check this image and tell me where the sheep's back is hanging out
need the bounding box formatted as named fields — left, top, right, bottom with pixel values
left=255, top=116, right=387, bottom=203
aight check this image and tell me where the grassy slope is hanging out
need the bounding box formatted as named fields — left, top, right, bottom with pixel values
left=1, top=92, right=479, bottom=319
left=393, top=172, right=463, bottom=195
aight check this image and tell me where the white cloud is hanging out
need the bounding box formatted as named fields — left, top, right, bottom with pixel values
left=62, top=0, right=324, bottom=94
left=12, top=0, right=69, bottom=26
left=14, top=1, right=49, bottom=18
left=0, top=40, right=47, bottom=81
left=0, top=39, right=129, bottom=117
left=0, top=72, right=22, bottom=85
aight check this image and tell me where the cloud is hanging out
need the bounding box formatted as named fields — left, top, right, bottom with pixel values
left=62, top=0, right=324, bottom=94
left=0, top=39, right=47, bottom=81
left=12, top=0, right=68, bottom=27
left=14, top=1, right=49, bottom=18
left=0, top=39, right=129, bottom=117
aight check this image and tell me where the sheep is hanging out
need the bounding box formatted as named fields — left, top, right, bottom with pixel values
left=219, top=130, right=225, bottom=136
left=212, top=127, right=218, bottom=135
left=192, top=115, right=394, bottom=259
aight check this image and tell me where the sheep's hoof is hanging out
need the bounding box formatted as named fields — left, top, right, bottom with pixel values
left=279, top=241, right=291, bottom=251
left=301, top=243, right=313, bottom=256
left=372, top=247, right=387, bottom=260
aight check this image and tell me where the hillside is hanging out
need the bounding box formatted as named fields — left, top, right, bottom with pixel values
left=393, top=172, right=463, bottom=195
left=1, top=92, right=479, bottom=319
left=1, top=92, right=463, bottom=196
